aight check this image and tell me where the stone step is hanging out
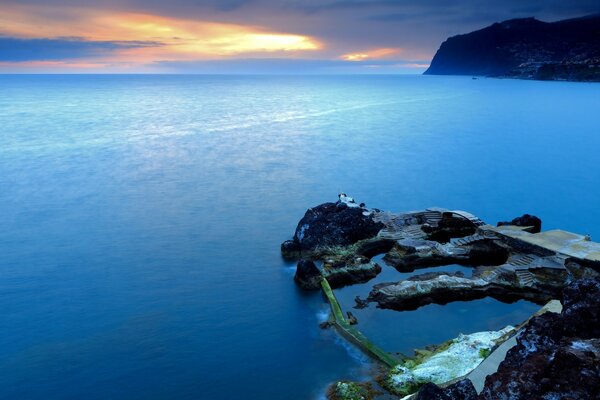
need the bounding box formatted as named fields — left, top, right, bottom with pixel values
left=515, top=270, right=536, bottom=287
left=450, top=234, right=484, bottom=246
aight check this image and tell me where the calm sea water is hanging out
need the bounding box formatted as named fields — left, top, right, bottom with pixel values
left=0, top=75, right=599, bottom=400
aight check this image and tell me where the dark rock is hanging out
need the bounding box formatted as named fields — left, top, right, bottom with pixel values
left=319, top=321, right=333, bottom=329
left=368, top=268, right=565, bottom=311
left=281, top=240, right=300, bottom=258
left=422, top=213, right=476, bottom=243
left=414, top=379, right=477, bottom=400
left=294, top=259, right=322, bottom=290
left=498, top=214, right=542, bottom=233
left=324, top=262, right=382, bottom=289
left=425, top=15, right=600, bottom=82
left=281, top=201, right=384, bottom=258
left=353, top=296, right=369, bottom=309
left=346, top=311, right=358, bottom=325
left=479, top=278, right=600, bottom=400
left=468, top=241, right=510, bottom=265
left=354, top=237, right=395, bottom=258
left=383, top=239, right=509, bottom=272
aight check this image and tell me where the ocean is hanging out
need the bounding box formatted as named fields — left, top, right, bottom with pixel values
left=0, top=74, right=599, bottom=399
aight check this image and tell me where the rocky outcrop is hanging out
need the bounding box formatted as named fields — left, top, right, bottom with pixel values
left=324, top=260, right=382, bottom=289
left=479, top=278, right=600, bottom=400
left=383, top=238, right=509, bottom=272
left=380, top=326, right=513, bottom=397
left=367, top=267, right=567, bottom=311
left=294, top=259, right=322, bottom=290
left=422, top=212, right=476, bottom=243
left=281, top=196, right=383, bottom=259
left=414, top=380, right=477, bottom=400
left=425, top=15, right=600, bottom=82
left=497, top=214, right=542, bottom=233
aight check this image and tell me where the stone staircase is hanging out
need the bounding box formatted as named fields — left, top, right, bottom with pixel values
left=423, top=210, right=443, bottom=225
left=450, top=233, right=485, bottom=247
left=378, top=224, right=426, bottom=240
left=515, top=269, right=536, bottom=287
left=509, top=254, right=536, bottom=267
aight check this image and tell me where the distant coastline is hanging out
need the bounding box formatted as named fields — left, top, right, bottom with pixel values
left=425, top=15, right=600, bottom=82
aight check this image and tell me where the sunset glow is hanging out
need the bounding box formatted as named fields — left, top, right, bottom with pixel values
left=0, top=3, right=322, bottom=70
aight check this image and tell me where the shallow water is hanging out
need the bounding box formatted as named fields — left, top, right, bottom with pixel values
left=0, top=75, right=599, bottom=399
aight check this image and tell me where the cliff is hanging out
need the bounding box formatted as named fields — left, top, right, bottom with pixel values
left=425, top=15, right=600, bottom=81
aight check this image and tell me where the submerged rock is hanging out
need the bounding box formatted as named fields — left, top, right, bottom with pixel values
left=281, top=198, right=384, bottom=258
left=479, top=278, right=600, bottom=400
left=497, top=213, right=542, bottom=233
left=294, top=259, right=322, bottom=290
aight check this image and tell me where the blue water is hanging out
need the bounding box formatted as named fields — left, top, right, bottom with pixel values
left=0, top=75, right=599, bottom=400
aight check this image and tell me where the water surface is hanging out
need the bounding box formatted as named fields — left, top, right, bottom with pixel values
left=0, top=75, right=599, bottom=399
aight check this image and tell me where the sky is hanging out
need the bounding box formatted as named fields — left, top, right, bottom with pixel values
left=0, top=0, right=598, bottom=73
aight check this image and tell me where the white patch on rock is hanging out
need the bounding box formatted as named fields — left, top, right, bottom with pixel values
left=297, top=224, right=309, bottom=242
left=339, top=193, right=360, bottom=208
left=387, top=326, right=515, bottom=391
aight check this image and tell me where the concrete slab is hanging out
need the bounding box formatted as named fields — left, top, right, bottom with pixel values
left=489, top=226, right=600, bottom=262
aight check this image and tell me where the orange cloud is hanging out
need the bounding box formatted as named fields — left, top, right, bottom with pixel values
left=340, top=48, right=401, bottom=62
left=0, top=3, right=322, bottom=64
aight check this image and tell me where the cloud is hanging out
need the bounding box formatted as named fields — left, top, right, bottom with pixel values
left=340, top=47, right=400, bottom=61
left=0, top=37, right=160, bottom=61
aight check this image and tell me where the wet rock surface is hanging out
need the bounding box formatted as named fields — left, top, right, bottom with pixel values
left=294, top=259, right=322, bottom=290
left=497, top=213, right=542, bottom=233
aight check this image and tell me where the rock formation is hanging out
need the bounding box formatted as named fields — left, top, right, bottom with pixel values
left=425, top=15, right=600, bottom=81
left=413, top=278, right=600, bottom=400
left=497, top=214, right=542, bottom=233
left=281, top=195, right=383, bottom=259
left=479, top=278, right=600, bottom=400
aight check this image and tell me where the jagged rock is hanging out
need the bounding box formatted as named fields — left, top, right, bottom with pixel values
left=294, top=259, right=322, bottom=290
left=353, top=296, right=369, bottom=309
left=383, top=239, right=509, bottom=272
left=281, top=199, right=384, bottom=258
left=324, top=261, right=382, bottom=289
left=422, top=212, right=477, bottom=242
left=367, top=269, right=565, bottom=311
left=497, top=214, right=542, bottom=233
left=479, top=278, right=600, bottom=400
left=414, top=379, right=477, bottom=400
left=346, top=311, right=358, bottom=325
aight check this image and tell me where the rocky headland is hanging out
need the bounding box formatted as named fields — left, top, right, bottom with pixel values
left=282, top=195, right=600, bottom=399
left=424, top=15, right=600, bottom=82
